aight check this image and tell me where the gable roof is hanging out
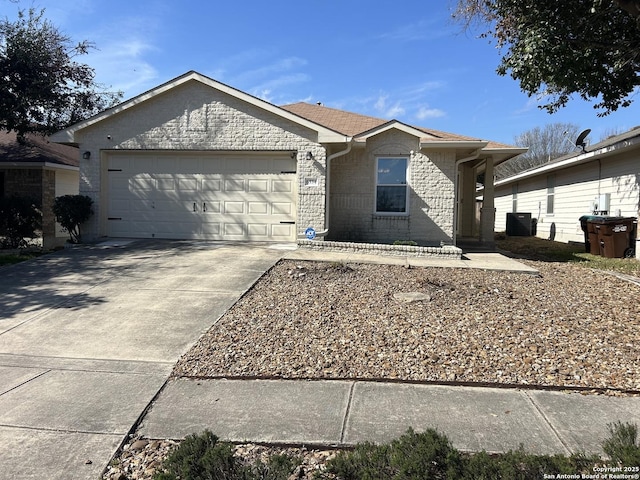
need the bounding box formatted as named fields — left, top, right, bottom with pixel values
left=495, top=126, right=640, bottom=187
left=51, top=71, right=347, bottom=145
left=49, top=69, right=520, bottom=156
left=281, top=102, right=520, bottom=152
left=0, top=131, right=78, bottom=169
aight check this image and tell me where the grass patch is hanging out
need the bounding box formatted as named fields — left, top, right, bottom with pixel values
left=0, top=251, right=44, bottom=267
left=495, top=234, right=640, bottom=276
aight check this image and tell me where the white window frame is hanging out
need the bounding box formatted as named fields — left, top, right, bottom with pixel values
left=375, top=156, right=409, bottom=215
left=512, top=184, right=518, bottom=212
left=546, top=175, right=555, bottom=215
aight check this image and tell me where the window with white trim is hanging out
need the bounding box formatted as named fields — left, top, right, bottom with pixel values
left=376, top=157, right=408, bottom=213
left=546, top=175, right=555, bottom=214
left=512, top=184, right=518, bottom=212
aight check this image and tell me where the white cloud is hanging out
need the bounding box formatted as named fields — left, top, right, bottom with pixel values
left=416, top=106, right=446, bottom=120
left=378, top=19, right=451, bottom=42
left=84, top=38, right=158, bottom=95
left=372, top=94, right=405, bottom=118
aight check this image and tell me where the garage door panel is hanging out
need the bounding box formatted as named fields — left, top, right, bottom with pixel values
left=202, top=201, right=221, bottom=214
left=177, top=178, right=198, bottom=192
left=224, top=223, right=245, bottom=236
left=225, top=179, right=245, bottom=192
left=247, top=224, right=269, bottom=237
left=131, top=177, right=155, bottom=191
left=248, top=180, right=269, bottom=192
left=272, top=180, right=293, bottom=192
left=271, top=223, right=295, bottom=239
left=272, top=202, right=292, bottom=215
left=202, top=178, right=221, bottom=191
left=248, top=202, right=269, bottom=215
left=107, top=153, right=297, bottom=241
left=224, top=202, right=245, bottom=214
left=202, top=222, right=221, bottom=235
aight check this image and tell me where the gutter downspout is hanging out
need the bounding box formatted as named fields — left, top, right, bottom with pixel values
left=453, top=149, right=482, bottom=246
left=314, top=137, right=353, bottom=237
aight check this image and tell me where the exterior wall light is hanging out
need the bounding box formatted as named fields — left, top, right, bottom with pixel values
left=82, top=151, right=91, bottom=160
left=306, top=151, right=314, bottom=161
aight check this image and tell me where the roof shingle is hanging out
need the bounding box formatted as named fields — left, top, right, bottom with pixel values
left=0, top=131, right=79, bottom=167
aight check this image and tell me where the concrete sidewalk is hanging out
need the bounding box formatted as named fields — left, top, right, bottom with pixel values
left=140, top=378, right=640, bottom=457
left=284, top=249, right=540, bottom=274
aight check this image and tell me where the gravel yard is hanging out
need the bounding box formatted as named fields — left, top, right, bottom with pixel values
left=174, top=259, right=640, bottom=392
left=104, top=258, right=640, bottom=480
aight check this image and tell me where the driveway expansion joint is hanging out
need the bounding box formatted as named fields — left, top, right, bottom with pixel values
left=521, top=390, right=572, bottom=455
left=340, top=381, right=356, bottom=445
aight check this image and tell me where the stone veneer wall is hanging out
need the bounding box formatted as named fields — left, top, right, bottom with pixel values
left=328, top=130, right=456, bottom=245
left=75, top=80, right=327, bottom=241
left=298, top=239, right=462, bottom=259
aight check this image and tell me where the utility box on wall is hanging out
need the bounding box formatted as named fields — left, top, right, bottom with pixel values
left=506, top=212, right=532, bottom=236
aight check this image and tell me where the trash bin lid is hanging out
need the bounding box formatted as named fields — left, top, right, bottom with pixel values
left=589, top=216, right=636, bottom=224
left=579, top=215, right=603, bottom=222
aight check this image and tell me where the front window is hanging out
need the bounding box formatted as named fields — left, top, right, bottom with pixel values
left=376, top=157, right=408, bottom=213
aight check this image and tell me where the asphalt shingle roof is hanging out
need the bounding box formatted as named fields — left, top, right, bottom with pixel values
left=0, top=131, right=79, bottom=167
left=280, top=102, right=517, bottom=149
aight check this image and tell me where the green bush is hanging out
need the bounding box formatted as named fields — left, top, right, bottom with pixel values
left=318, top=427, right=632, bottom=480
left=154, top=431, right=249, bottom=480
left=153, top=430, right=301, bottom=480
left=52, top=194, right=93, bottom=244
left=602, top=421, right=640, bottom=466
left=153, top=424, right=640, bottom=480
left=0, top=195, right=41, bottom=248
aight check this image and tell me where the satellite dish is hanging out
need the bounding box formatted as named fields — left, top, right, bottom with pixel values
left=575, top=128, right=591, bottom=153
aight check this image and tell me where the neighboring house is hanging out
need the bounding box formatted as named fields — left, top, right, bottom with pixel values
left=51, top=71, right=524, bottom=250
left=0, top=131, right=79, bottom=249
left=493, top=127, right=640, bottom=256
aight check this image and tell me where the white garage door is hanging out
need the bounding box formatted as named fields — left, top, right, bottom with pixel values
left=106, top=152, right=297, bottom=241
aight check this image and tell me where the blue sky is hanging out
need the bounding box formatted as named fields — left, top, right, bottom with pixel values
left=2, top=0, right=638, bottom=145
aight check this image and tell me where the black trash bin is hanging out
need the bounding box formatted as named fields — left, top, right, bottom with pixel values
left=579, top=215, right=601, bottom=254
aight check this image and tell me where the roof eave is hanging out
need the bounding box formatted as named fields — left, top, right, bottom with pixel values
left=0, top=161, right=79, bottom=171
left=495, top=134, right=640, bottom=187
left=420, top=140, right=488, bottom=149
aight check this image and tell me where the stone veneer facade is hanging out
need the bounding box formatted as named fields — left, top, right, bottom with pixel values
left=328, top=130, right=456, bottom=246
left=74, top=80, right=327, bottom=241
left=71, top=78, right=459, bottom=248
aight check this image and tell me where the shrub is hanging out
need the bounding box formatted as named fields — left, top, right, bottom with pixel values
left=153, top=430, right=301, bottom=480
left=320, top=429, right=464, bottom=479
left=154, top=430, right=250, bottom=480
left=318, top=428, right=605, bottom=480
left=602, top=421, right=640, bottom=466
left=0, top=195, right=42, bottom=248
left=52, top=194, right=93, bottom=244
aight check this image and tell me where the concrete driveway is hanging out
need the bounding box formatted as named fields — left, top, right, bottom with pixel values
left=0, top=240, right=287, bottom=479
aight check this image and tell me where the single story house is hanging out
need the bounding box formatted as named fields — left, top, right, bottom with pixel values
left=493, top=127, right=640, bottom=257
left=0, top=131, right=79, bottom=249
left=51, top=71, right=524, bottom=252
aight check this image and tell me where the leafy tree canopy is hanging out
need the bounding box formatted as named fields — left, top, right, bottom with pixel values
left=453, top=0, right=640, bottom=116
left=0, top=8, right=122, bottom=141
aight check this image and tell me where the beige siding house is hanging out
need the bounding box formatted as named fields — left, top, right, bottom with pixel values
left=494, top=127, right=640, bottom=256
left=51, top=71, right=523, bottom=255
